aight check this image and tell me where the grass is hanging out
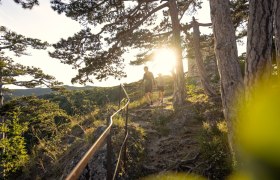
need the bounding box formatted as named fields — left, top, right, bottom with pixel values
left=150, top=108, right=174, bottom=136
left=198, top=120, right=232, bottom=179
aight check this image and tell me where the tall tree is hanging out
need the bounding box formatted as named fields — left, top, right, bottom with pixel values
left=49, top=0, right=203, bottom=106
left=274, top=0, right=280, bottom=77
left=245, top=0, right=273, bottom=97
left=0, top=1, right=62, bottom=177
left=0, top=26, right=61, bottom=155
left=209, top=0, right=244, bottom=159
left=169, top=0, right=186, bottom=106
left=189, top=17, right=216, bottom=97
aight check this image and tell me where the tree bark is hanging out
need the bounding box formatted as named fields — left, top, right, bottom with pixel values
left=191, top=17, right=216, bottom=97
left=187, top=54, right=200, bottom=83
left=245, top=0, right=273, bottom=96
left=274, top=0, right=280, bottom=77
left=209, top=0, right=244, bottom=160
left=169, top=0, right=186, bottom=107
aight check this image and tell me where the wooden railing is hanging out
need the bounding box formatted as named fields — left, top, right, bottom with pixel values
left=66, top=84, right=130, bottom=180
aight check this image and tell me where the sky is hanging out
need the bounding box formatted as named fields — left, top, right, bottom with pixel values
left=0, top=0, right=229, bottom=88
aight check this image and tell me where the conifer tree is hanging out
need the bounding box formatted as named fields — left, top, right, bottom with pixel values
left=0, top=26, right=62, bottom=176
left=49, top=0, right=203, bottom=106
left=0, top=25, right=62, bottom=104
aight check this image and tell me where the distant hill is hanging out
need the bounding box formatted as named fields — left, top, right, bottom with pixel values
left=5, top=85, right=97, bottom=98
left=5, top=76, right=173, bottom=99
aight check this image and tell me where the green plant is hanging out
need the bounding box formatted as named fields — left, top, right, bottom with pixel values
left=151, top=109, right=173, bottom=136
left=0, top=109, right=29, bottom=177
left=199, top=121, right=232, bottom=179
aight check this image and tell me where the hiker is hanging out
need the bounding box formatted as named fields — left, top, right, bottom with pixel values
left=142, top=66, right=155, bottom=106
left=157, top=73, right=164, bottom=104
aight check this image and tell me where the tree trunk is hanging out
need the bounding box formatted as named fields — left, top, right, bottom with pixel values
left=187, top=53, right=200, bottom=83
left=209, top=0, right=244, bottom=161
left=245, top=0, right=273, bottom=97
left=274, top=0, right=280, bottom=77
left=191, top=17, right=216, bottom=97
left=169, top=0, right=186, bottom=107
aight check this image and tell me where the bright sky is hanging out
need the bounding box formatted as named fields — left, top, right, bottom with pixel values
left=0, top=0, right=234, bottom=88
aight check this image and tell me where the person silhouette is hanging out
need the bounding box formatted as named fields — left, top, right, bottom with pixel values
left=142, top=66, right=155, bottom=106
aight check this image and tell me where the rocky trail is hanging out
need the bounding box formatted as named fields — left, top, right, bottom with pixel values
left=129, top=97, right=204, bottom=178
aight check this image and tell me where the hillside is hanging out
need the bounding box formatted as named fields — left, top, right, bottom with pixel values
left=6, top=85, right=97, bottom=97
left=2, top=76, right=231, bottom=179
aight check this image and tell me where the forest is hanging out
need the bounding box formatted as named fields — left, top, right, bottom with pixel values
left=1, top=0, right=280, bottom=179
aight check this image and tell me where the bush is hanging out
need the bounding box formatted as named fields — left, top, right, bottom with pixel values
left=199, top=121, right=232, bottom=179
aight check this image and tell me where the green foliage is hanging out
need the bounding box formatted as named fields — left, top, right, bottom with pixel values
left=43, top=86, right=120, bottom=116
left=151, top=109, right=173, bottom=136
left=143, top=172, right=206, bottom=180
left=1, top=96, right=70, bottom=148
left=129, top=97, right=147, bottom=109
left=0, top=108, right=29, bottom=177
left=0, top=25, right=61, bottom=100
left=187, top=84, right=209, bottom=103
left=0, top=26, right=48, bottom=56
left=230, top=0, right=249, bottom=38
left=0, top=55, right=61, bottom=89
left=0, top=96, right=71, bottom=178
left=199, top=121, right=232, bottom=180
left=125, top=122, right=146, bottom=179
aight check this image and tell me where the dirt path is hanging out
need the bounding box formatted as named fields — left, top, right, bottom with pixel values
left=130, top=97, right=203, bottom=177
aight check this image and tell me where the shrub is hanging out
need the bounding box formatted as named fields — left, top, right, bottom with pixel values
left=199, top=121, right=232, bottom=179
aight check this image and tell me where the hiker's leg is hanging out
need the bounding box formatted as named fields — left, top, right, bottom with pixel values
left=145, top=92, right=150, bottom=103
left=148, top=92, right=153, bottom=104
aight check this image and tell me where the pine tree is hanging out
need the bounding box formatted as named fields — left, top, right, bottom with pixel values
left=49, top=0, right=204, bottom=106
left=245, top=0, right=273, bottom=98
left=209, top=0, right=244, bottom=161
left=0, top=25, right=62, bottom=178
left=0, top=26, right=61, bottom=102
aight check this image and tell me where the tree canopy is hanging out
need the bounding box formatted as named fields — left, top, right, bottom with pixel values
left=0, top=26, right=61, bottom=99
left=49, top=0, right=201, bottom=84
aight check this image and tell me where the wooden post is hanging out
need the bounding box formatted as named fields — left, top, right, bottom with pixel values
left=123, top=104, right=129, bottom=171
left=118, top=84, right=122, bottom=109
left=106, top=116, right=113, bottom=180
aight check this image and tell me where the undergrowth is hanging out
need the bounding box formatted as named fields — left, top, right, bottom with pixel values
left=198, top=121, right=232, bottom=179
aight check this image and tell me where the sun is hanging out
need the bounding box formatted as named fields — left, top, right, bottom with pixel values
left=149, top=48, right=177, bottom=76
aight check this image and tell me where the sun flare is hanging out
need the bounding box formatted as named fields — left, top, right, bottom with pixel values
left=150, top=48, right=177, bottom=76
